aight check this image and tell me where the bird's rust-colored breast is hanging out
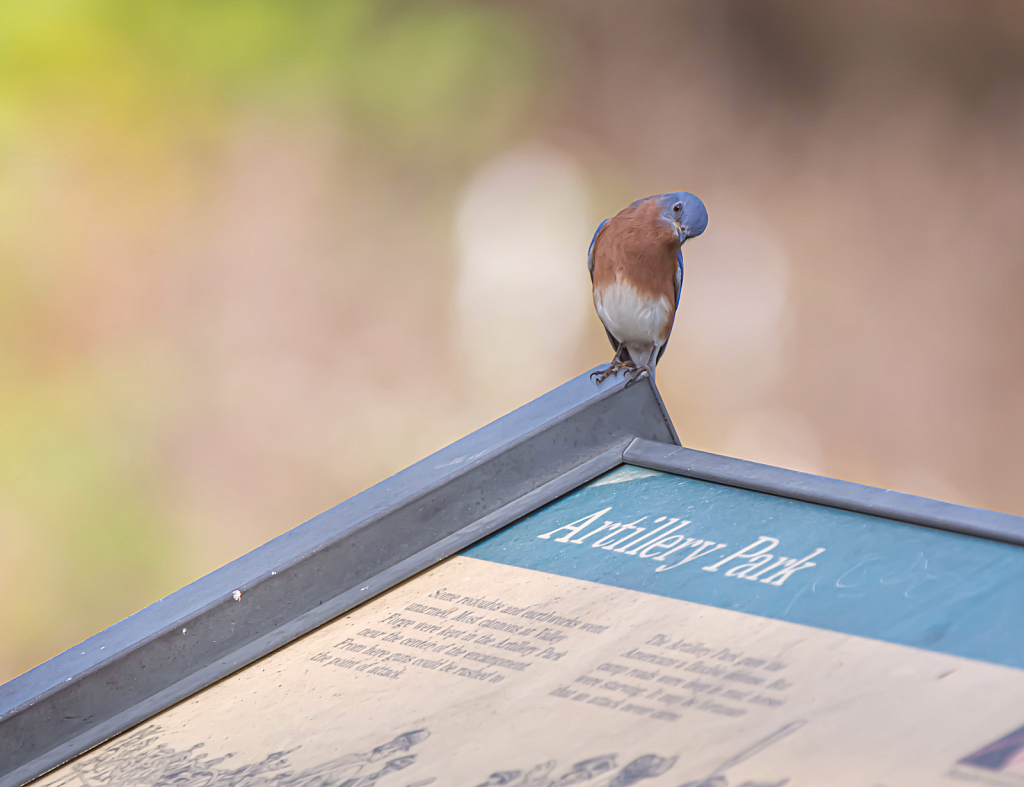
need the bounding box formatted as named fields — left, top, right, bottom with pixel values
left=591, top=197, right=679, bottom=312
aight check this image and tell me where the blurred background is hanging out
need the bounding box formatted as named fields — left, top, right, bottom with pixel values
left=2, top=0, right=1023, bottom=684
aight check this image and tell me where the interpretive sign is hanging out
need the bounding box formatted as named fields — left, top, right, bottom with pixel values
left=33, top=465, right=1024, bottom=787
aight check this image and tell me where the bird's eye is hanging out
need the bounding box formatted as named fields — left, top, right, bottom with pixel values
left=672, top=202, right=682, bottom=213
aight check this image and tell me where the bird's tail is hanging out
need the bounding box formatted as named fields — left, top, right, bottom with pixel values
left=624, top=343, right=660, bottom=379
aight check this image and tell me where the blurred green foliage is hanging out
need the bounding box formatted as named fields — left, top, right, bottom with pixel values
left=0, top=0, right=535, bottom=153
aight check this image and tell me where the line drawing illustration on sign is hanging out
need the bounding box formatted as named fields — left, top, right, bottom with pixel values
left=37, top=724, right=687, bottom=787
left=40, top=726, right=430, bottom=787
left=36, top=719, right=803, bottom=787
left=472, top=753, right=676, bottom=787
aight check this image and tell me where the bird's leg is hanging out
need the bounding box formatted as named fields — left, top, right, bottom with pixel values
left=623, top=346, right=658, bottom=385
left=591, top=345, right=634, bottom=384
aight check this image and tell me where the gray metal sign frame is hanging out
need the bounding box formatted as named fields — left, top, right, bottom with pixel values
left=2, top=369, right=1022, bottom=787
left=0, top=372, right=677, bottom=786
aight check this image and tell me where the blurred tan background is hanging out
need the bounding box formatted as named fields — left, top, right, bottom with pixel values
left=2, top=0, right=1023, bottom=684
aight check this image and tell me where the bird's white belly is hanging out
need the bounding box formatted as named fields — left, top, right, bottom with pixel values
left=593, top=281, right=672, bottom=345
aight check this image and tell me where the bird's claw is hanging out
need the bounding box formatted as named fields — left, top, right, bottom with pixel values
left=623, top=365, right=651, bottom=385
left=590, top=366, right=618, bottom=384
left=591, top=360, right=638, bottom=385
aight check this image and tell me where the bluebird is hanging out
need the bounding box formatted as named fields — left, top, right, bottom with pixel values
left=588, top=191, right=708, bottom=384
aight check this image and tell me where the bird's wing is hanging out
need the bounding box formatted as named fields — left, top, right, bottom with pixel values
left=587, top=219, right=610, bottom=283
left=673, top=249, right=684, bottom=309
left=587, top=219, right=621, bottom=354
left=657, top=250, right=684, bottom=363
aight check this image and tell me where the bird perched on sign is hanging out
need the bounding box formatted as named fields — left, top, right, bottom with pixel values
left=588, top=191, right=708, bottom=384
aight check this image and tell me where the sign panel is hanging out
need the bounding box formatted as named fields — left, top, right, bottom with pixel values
left=33, top=466, right=1024, bottom=787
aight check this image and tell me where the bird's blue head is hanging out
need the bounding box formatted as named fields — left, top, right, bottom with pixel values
left=656, top=191, right=708, bottom=245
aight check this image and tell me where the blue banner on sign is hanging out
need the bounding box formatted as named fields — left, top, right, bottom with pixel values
left=465, top=466, right=1024, bottom=670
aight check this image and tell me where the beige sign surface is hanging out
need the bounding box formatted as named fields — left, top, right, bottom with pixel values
left=32, top=555, right=1024, bottom=787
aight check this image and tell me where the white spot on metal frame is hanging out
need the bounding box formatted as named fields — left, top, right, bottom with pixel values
left=591, top=466, right=660, bottom=487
